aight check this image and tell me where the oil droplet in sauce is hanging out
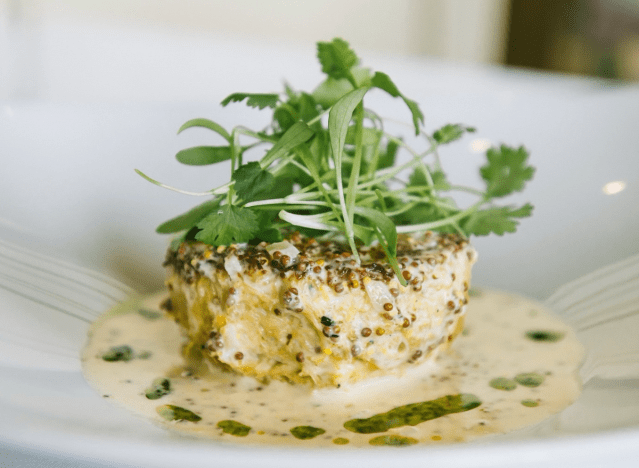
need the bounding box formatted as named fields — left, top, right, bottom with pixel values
left=81, top=290, right=584, bottom=448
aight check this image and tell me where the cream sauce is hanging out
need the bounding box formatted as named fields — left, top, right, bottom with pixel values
left=81, top=289, right=584, bottom=447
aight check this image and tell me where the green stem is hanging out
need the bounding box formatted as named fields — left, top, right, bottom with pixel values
left=396, top=201, right=484, bottom=233
left=357, top=146, right=436, bottom=190
left=306, top=108, right=330, bottom=126
left=245, top=198, right=328, bottom=208
left=345, top=102, right=365, bottom=233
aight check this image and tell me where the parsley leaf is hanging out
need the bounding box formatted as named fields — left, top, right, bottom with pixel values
left=462, top=204, right=534, bottom=236
left=252, top=211, right=284, bottom=244
left=195, top=205, right=260, bottom=245
left=481, top=145, right=535, bottom=198
left=221, top=93, right=279, bottom=110
left=433, top=124, right=476, bottom=144
left=274, top=92, right=319, bottom=132
left=232, top=162, right=275, bottom=203
left=371, top=72, right=424, bottom=135
left=317, top=38, right=359, bottom=81
left=431, top=170, right=452, bottom=191
left=393, top=203, right=446, bottom=227
left=312, top=77, right=353, bottom=108
left=407, top=167, right=450, bottom=192
left=377, top=139, right=399, bottom=170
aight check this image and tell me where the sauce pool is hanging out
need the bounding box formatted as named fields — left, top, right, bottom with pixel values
left=81, top=289, right=583, bottom=447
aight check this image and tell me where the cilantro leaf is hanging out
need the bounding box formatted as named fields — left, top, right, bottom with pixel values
left=312, top=77, right=354, bottom=108
left=371, top=71, right=400, bottom=95
left=462, top=203, right=534, bottom=236
left=393, top=203, right=445, bottom=227
left=273, top=107, right=297, bottom=132
left=253, top=227, right=283, bottom=244
left=156, top=198, right=221, bottom=234
left=371, top=72, right=424, bottom=135
left=232, top=161, right=275, bottom=203
left=221, top=93, right=279, bottom=110
left=407, top=167, right=428, bottom=188
left=433, top=124, right=476, bottom=144
left=298, top=92, right=321, bottom=123
left=195, top=205, right=260, bottom=245
left=274, top=93, right=320, bottom=131
left=377, top=140, right=398, bottom=170
left=431, top=170, right=451, bottom=191
left=481, top=145, right=535, bottom=198
left=407, top=167, right=450, bottom=191
left=252, top=211, right=284, bottom=244
left=317, top=38, right=359, bottom=81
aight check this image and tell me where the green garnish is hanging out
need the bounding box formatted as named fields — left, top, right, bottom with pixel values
left=137, top=38, right=534, bottom=284
left=145, top=377, right=172, bottom=400
left=525, top=330, right=565, bottom=342
left=514, top=372, right=545, bottom=387
left=489, top=377, right=518, bottom=391
left=156, top=404, right=201, bottom=422
left=521, top=399, right=540, bottom=407
left=137, top=308, right=161, bottom=320
left=290, top=425, right=326, bottom=440
left=332, top=437, right=350, bottom=445
left=101, top=345, right=133, bottom=362
left=343, top=393, right=481, bottom=434
left=217, top=420, right=252, bottom=437
left=368, top=435, right=419, bottom=446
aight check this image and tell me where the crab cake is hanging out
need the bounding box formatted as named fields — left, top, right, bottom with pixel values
left=163, top=231, right=476, bottom=387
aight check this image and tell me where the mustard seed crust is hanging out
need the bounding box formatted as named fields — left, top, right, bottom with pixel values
left=164, top=232, right=477, bottom=387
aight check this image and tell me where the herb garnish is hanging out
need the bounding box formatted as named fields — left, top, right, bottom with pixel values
left=137, top=38, right=534, bottom=284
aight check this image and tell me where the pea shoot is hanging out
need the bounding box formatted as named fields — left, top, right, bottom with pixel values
left=137, top=38, right=534, bottom=284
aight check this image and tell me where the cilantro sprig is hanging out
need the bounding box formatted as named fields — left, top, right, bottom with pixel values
left=137, top=38, right=535, bottom=285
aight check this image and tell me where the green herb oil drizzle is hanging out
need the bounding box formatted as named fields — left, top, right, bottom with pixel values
left=344, top=393, right=481, bottom=434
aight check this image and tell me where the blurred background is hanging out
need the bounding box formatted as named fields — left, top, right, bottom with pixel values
left=1, top=0, right=639, bottom=102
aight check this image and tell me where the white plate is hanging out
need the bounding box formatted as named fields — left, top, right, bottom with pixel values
left=1, top=62, right=639, bottom=466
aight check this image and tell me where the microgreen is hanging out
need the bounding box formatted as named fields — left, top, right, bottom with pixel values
left=220, top=93, right=280, bottom=110
left=137, top=38, right=534, bottom=285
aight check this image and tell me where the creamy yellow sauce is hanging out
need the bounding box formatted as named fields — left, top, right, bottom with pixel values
left=81, top=289, right=583, bottom=447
